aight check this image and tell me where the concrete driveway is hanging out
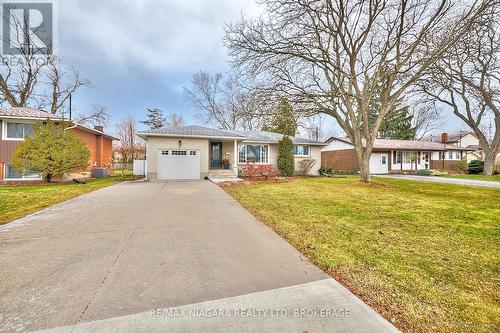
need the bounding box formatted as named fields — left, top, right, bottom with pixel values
left=377, top=174, right=500, bottom=188
left=0, top=181, right=398, bottom=333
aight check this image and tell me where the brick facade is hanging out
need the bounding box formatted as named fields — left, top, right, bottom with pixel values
left=430, top=159, right=460, bottom=171
left=69, top=127, right=114, bottom=170
left=321, top=149, right=359, bottom=172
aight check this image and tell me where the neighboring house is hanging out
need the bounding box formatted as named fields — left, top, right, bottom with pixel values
left=136, top=125, right=326, bottom=180
left=0, top=107, right=118, bottom=181
left=322, top=136, right=472, bottom=174
left=425, top=132, right=482, bottom=162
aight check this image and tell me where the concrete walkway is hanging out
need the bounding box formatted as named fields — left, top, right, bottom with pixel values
left=377, top=174, right=500, bottom=188
left=0, top=181, right=398, bottom=333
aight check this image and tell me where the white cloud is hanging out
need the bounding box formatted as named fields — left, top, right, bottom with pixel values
left=59, top=0, right=261, bottom=72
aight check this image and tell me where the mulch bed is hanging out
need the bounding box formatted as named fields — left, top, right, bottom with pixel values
left=218, top=176, right=298, bottom=187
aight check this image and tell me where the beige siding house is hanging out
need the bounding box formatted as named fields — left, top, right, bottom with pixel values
left=137, top=125, right=326, bottom=180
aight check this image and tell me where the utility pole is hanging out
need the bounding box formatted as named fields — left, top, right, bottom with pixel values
left=69, top=93, right=72, bottom=121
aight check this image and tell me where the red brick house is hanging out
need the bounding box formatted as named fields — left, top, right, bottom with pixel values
left=0, top=107, right=117, bottom=181
left=322, top=136, right=474, bottom=174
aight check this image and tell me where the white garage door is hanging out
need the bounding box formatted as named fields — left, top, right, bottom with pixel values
left=157, top=149, right=200, bottom=180
left=369, top=153, right=389, bottom=174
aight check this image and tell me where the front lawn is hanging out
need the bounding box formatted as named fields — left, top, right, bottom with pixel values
left=224, top=177, right=500, bottom=333
left=0, top=174, right=140, bottom=225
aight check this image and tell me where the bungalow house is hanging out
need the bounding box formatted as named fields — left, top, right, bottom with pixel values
left=0, top=107, right=118, bottom=181
left=322, top=136, right=473, bottom=174
left=136, top=125, right=326, bottom=180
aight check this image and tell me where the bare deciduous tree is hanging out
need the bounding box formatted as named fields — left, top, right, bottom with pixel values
left=0, top=10, right=50, bottom=107
left=301, top=114, right=327, bottom=141
left=44, top=58, right=89, bottom=115
left=183, top=71, right=270, bottom=130
left=418, top=6, right=500, bottom=175
left=225, top=0, right=492, bottom=182
left=114, top=117, right=144, bottom=174
left=165, top=112, right=185, bottom=127
left=409, top=100, right=443, bottom=139
left=74, top=104, right=111, bottom=127
left=0, top=11, right=88, bottom=115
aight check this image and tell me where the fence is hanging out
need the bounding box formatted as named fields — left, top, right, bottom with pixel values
left=133, top=160, right=146, bottom=176
left=113, top=162, right=133, bottom=171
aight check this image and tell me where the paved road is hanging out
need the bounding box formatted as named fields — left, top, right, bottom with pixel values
left=377, top=174, right=500, bottom=188
left=0, top=181, right=398, bottom=333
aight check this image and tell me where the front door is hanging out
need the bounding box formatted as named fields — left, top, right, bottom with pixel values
left=210, top=142, right=222, bottom=168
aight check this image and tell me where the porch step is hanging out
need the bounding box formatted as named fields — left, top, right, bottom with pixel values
left=208, top=175, right=243, bottom=184
left=209, top=169, right=236, bottom=177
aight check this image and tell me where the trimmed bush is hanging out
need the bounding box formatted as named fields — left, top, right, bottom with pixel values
left=297, top=159, right=316, bottom=175
left=455, top=159, right=467, bottom=173
left=277, top=136, right=294, bottom=176
left=415, top=169, right=432, bottom=176
left=319, top=166, right=333, bottom=175
left=11, top=121, right=90, bottom=182
left=239, top=164, right=279, bottom=178
left=468, top=160, right=484, bottom=174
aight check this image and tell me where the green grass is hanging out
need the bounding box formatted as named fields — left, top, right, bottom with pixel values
left=439, top=174, right=500, bottom=182
left=0, top=174, right=140, bottom=225
left=225, top=177, right=500, bottom=332
left=111, top=169, right=134, bottom=176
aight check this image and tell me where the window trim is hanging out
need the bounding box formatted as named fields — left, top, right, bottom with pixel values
left=238, top=144, right=270, bottom=164
left=3, top=163, right=42, bottom=181
left=2, top=120, right=35, bottom=141
left=292, top=145, right=310, bottom=157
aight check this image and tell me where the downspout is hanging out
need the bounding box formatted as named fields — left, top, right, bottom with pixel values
left=144, top=139, right=148, bottom=181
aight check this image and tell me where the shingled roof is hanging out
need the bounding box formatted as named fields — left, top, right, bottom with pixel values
left=0, top=107, right=60, bottom=119
left=0, top=107, right=118, bottom=140
left=137, top=125, right=327, bottom=145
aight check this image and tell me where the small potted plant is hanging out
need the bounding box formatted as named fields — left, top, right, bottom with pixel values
left=222, top=158, right=230, bottom=169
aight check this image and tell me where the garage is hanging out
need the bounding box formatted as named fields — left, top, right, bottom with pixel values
left=157, top=149, right=200, bottom=180
left=369, top=153, right=389, bottom=174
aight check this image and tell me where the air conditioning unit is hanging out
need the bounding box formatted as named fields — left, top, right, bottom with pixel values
left=92, top=167, right=108, bottom=178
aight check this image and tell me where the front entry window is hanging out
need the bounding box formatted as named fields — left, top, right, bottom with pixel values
left=210, top=142, right=222, bottom=168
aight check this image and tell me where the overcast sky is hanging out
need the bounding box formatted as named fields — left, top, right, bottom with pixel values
left=58, top=0, right=467, bottom=137
left=57, top=0, right=260, bottom=131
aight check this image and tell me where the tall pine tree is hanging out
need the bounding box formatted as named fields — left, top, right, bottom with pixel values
left=365, top=85, right=416, bottom=140
left=140, top=108, right=166, bottom=130
left=263, top=98, right=297, bottom=136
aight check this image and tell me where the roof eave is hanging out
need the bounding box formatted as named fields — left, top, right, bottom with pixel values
left=136, top=132, right=247, bottom=140
left=0, top=115, right=61, bottom=121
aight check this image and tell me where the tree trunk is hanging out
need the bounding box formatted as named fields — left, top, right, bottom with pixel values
left=483, top=149, right=496, bottom=176
left=359, top=158, right=371, bottom=182
left=354, top=142, right=372, bottom=183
